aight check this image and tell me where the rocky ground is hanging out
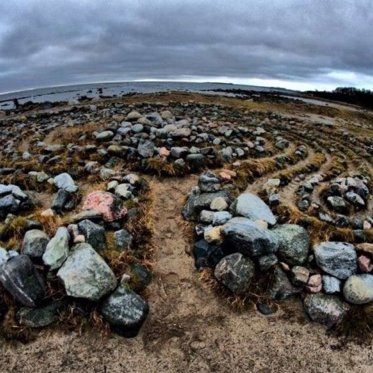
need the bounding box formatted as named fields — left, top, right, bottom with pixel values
left=0, top=92, right=373, bottom=372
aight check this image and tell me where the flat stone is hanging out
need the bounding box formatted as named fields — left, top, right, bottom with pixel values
left=42, top=227, right=70, bottom=270
left=231, top=193, right=277, bottom=225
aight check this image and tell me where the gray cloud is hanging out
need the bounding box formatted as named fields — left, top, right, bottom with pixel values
left=0, top=0, right=372, bottom=92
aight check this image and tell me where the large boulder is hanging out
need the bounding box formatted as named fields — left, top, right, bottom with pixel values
left=272, top=224, right=309, bottom=265
left=231, top=193, right=276, bottom=225
left=0, top=255, right=46, bottom=307
left=343, top=274, right=373, bottom=304
left=22, top=229, right=50, bottom=259
left=303, top=294, right=347, bottom=327
left=42, top=227, right=70, bottom=270
left=100, top=286, right=149, bottom=338
left=214, top=253, right=255, bottom=294
left=82, top=191, right=127, bottom=222
left=314, top=242, right=357, bottom=280
left=221, top=217, right=279, bottom=257
left=57, top=243, right=116, bottom=301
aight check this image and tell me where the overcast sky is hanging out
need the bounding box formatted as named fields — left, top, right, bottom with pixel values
left=0, top=0, right=372, bottom=93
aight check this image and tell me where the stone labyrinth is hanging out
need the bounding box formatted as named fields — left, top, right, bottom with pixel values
left=0, top=92, right=372, bottom=340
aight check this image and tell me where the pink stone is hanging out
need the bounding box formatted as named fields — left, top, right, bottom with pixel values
left=159, top=147, right=170, bottom=157
left=219, top=169, right=237, bottom=182
left=358, top=255, right=373, bottom=273
left=307, top=274, right=322, bottom=293
left=82, top=191, right=127, bottom=222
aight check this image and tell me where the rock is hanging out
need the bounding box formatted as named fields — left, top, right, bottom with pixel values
left=258, top=254, right=278, bottom=271
left=170, top=146, right=189, bottom=158
left=314, top=242, right=357, bottom=279
left=222, top=217, right=279, bottom=257
left=269, top=266, right=301, bottom=300
left=291, top=266, right=310, bottom=286
left=322, top=275, right=341, bottom=294
left=54, top=173, right=78, bottom=193
left=137, top=140, right=155, bottom=158
left=307, top=274, right=322, bottom=293
left=22, top=229, right=50, bottom=259
left=42, top=227, right=70, bottom=270
left=199, top=210, right=214, bottom=224
left=231, top=193, right=276, bottom=225
left=345, top=191, right=365, bottom=208
left=78, top=220, right=106, bottom=251
left=113, top=229, right=133, bottom=251
left=327, top=196, right=348, bottom=213
left=304, top=294, right=346, bottom=327
left=210, top=197, right=228, bottom=211
left=115, top=184, right=133, bottom=200
left=0, top=194, right=19, bottom=218
left=57, top=243, right=116, bottom=301
left=170, top=127, right=191, bottom=138
left=272, top=224, right=309, bottom=265
left=214, top=253, right=255, bottom=295
left=159, top=147, right=170, bottom=157
left=127, top=263, right=152, bottom=292
left=343, top=274, right=373, bottom=304
left=95, top=130, right=114, bottom=141
left=17, top=302, right=62, bottom=328
left=198, top=173, right=221, bottom=192
left=257, top=302, right=277, bottom=316
left=182, top=190, right=231, bottom=221
left=212, top=211, right=232, bottom=226
left=0, top=247, right=8, bottom=267
left=358, top=255, right=373, bottom=272
left=204, top=226, right=223, bottom=245
left=51, top=189, right=71, bottom=212
left=100, top=286, right=149, bottom=338
left=0, top=255, right=46, bottom=307
left=82, top=191, right=127, bottom=222
left=193, top=239, right=224, bottom=269
left=126, top=110, right=143, bottom=121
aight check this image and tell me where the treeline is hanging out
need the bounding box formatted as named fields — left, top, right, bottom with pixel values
left=306, top=87, right=373, bottom=110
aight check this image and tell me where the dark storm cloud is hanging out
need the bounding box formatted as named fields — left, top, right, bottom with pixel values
left=0, top=0, right=372, bottom=92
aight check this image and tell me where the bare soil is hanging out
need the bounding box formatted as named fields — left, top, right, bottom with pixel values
left=1, top=175, right=372, bottom=373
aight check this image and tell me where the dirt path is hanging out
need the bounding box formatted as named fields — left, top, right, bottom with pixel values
left=1, top=175, right=373, bottom=373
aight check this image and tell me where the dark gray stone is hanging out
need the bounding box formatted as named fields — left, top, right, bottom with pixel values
left=114, top=229, right=133, bottom=251
left=269, top=266, right=301, bottom=300
left=100, top=286, right=149, bottom=338
left=78, top=219, right=106, bottom=251
left=22, top=229, right=50, bottom=259
left=214, top=253, right=255, bottom=295
left=222, top=217, right=279, bottom=257
left=0, top=255, right=46, bottom=307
